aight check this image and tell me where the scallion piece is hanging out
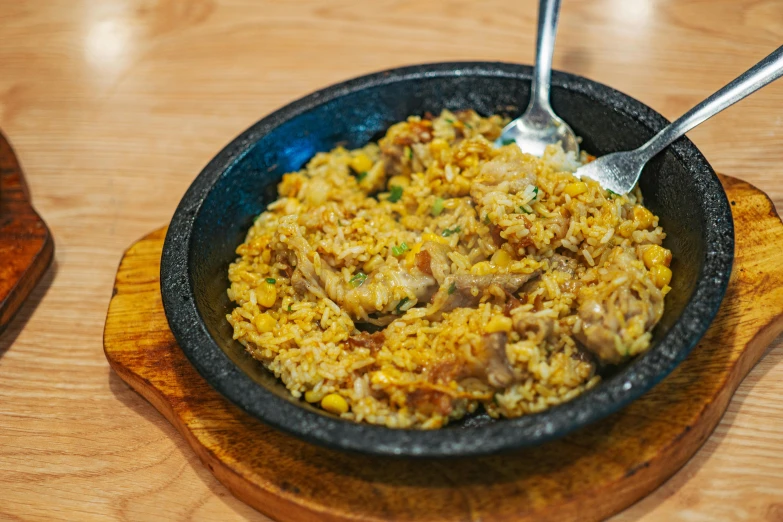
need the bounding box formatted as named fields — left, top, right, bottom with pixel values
left=431, top=197, right=445, bottom=216
left=349, top=272, right=367, bottom=288
left=395, top=297, right=410, bottom=314
left=391, top=242, right=409, bottom=256
left=356, top=171, right=367, bottom=182
left=266, top=278, right=276, bottom=284
left=441, top=226, right=461, bottom=237
left=448, top=283, right=457, bottom=295
left=388, top=185, right=403, bottom=203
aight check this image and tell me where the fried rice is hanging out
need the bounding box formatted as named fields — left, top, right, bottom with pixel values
left=226, top=109, right=673, bottom=429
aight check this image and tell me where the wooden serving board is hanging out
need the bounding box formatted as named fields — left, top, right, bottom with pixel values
left=104, top=174, right=783, bottom=522
left=0, top=132, right=53, bottom=335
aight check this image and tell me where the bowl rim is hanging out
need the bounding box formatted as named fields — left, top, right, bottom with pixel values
left=161, top=61, right=734, bottom=458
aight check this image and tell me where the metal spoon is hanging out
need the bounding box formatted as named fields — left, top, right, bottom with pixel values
left=496, top=0, right=578, bottom=156
left=577, top=45, right=783, bottom=195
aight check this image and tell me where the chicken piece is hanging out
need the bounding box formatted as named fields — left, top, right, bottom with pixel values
left=549, top=253, right=577, bottom=276
left=481, top=332, right=516, bottom=388
left=428, top=271, right=542, bottom=316
left=511, top=310, right=555, bottom=342
left=424, top=332, right=516, bottom=390
left=286, top=231, right=438, bottom=320
left=575, top=249, right=664, bottom=364
left=414, top=241, right=452, bottom=285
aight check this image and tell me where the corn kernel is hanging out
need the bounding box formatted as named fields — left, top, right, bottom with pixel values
left=430, top=138, right=449, bottom=155
left=650, top=265, right=672, bottom=288
left=491, top=249, right=512, bottom=267
left=564, top=182, right=588, bottom=197
left=642, top=245, right=672, bottom=269
left=253, top=312, right=276, bottom=333
left=633, top=205, right=655, bottom=229
left=350, top=153, right=373, bottom=174
left=321, top=393, right=349, bottom=415
left=471, top=261, right=494, bottom=276
left=388, top=175, right=410, bottom=188
left=304, top=390, right=324, bottom=403
left=422, top=232, right=450, bottom=245
left=486, top=315, right=513, bottom=333
left=257, top=282, right=277, bottom=308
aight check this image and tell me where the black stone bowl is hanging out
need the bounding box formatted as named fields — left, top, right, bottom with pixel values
left=161, top=62, right=734, bottom=458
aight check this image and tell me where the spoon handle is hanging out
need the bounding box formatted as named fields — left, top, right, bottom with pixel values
left=528, top=0, right=562, bottom=114
left=638, top=45, right=783, bottom=162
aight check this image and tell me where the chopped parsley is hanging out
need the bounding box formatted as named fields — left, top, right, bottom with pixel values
left=441, top=226, right=461, bottom=237
left=265, top=278, right=276, bottom=284
left=431, top=197, right=445, bottom=216
left=349, top=272, right=367, bottom=288
left=448, top=283, right=457, bottom=295
left=388, top=185, right=403, bottom=203
left=391, top=242, right=409, bottom=256
left=395, top=297, right=410, bottom=314
left=356, top=171, right=367, bottom=182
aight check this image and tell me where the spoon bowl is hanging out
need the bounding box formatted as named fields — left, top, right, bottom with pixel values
left=496, top=0, right=578, bottom=156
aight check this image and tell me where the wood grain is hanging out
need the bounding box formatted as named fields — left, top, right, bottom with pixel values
left=102, top=174, right=783, bottom=522
left=0, top=132, right=53, bottom=334
left=2, top=1, right=783, bottom=520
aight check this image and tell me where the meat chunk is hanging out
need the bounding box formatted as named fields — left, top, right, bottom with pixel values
left=575, top=249, right=664, bottom=364
left=481, top=332, right=515, bottom=388
left=425, top=333, right=517, bottom=390
left=511, top=311, right=554, bottom=342
left=285, top=227, right=438, bottom=320
left=418, top=241, right=452, bottom=284
left=347, top=331, right=385, bottom=354
left=549, top=253, right=577, bottom=276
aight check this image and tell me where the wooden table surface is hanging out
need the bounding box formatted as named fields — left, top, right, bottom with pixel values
left=2, top=1, right=782, bottom=520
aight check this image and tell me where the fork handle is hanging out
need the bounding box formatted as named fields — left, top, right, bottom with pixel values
left=638, top=45, right=783, bottom=162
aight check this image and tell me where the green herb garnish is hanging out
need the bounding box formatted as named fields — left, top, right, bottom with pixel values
left=391, top=242, right=409, bottom=256
left=431, top=197, right=445, bottom=216
left=356, top=171, right=367, bottom=182
left=388, top=185, right=403, bottom=203
left=463, top=122, right=473, bottom=129
left=533, top=186, right=539, bottom=199
left=396, top=297, right=410, bottom=314
left=518, top=205, right=531, bottom=214
left=349, top=272, right=367, bottom=288
left=441, top=226, right=461, bottom=237
left=444, top=118, right=455, bottom=124
left=266, top=278, right=276, bottom=284
left=607, top=189, right=619, bottom=198
left=406, top=147, right=413, bottom=160
left=448, top=283, right=457, bottom=295
left=484, top=214, right=490, bottom=224
left=500, top=137, right=516, bottom=146
left=287, top=305, right=293, bottom=312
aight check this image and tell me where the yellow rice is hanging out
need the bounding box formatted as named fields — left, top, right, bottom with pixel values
left=226, top=109, right=672, bottom=429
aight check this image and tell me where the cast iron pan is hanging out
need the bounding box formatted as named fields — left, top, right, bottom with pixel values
left=161, top=62, right=734, bottom=458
